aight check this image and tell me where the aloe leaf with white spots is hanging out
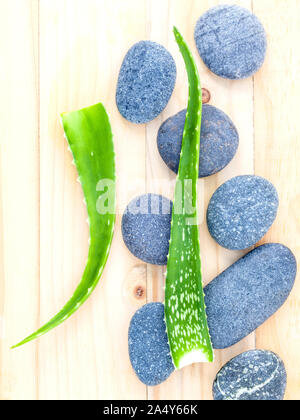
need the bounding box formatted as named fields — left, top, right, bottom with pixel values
left=164, top=28, right=214, bottom=369
left=12, top=103, right=115, bottom=349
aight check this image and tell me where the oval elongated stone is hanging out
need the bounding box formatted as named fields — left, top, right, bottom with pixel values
left=205, top=243, right=297, bottom=349
left=194, top=5, right=267, bottom=79
left=207, top=175, right=279, bottom=250
left=157, top=105, right=239, bottom=178
left=128, top=302, right=174, bottom=386
left=122, top=194, right=172, bottom=265
left=116, top=41, right=176, bottom=124
left=213, top=350, right=287, bottom=400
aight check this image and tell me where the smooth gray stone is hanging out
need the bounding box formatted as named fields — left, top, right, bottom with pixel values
left=122, top=194, right=172, bottom=265
left=157, top=105, right=239, bottom=178
left=116, top=41, right=176, bottom=123
left=207, top=175, right=279, bottom=250
left=128, top=302, right=174, bottom=386
left=213, top=350, right=287, bottom=400
left=194, top=5, right=267, bottom=79
left=205, top=243, right=297, bottom=349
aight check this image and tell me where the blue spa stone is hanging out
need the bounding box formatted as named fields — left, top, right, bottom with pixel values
left=194, top=5, right=267, bottom=79
left=128, top=302, right=174, bottom=386
left=207, top=175, right=279, bottom=250
left=157, top=105, right=239, bottom=178
left=122, top=194, right=172, bottom=265
left=205, top=243, right=297, bottom=349
left=116, top=41, right=176, bottom=123
left=129, top=245, right=296, bottom=384
left=213, top=350, right=287, bottom=400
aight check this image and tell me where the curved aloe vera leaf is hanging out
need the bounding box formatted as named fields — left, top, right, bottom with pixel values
left=12, top=103, right=115, bottom=349
left=164, top=28, right=214, bottom=369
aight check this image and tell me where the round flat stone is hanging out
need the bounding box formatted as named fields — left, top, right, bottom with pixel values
left=194, top=5, right=267, bottom=79
left=116, top=41, right=176, bottom=123
left=157, top=105, right=239, bottom=178
left=122, top=194, right=172, bottom=265
left=207, top=175, right=279, bottom=250
left=128, top=303, right=174, bottom=386
left=213, top=350, right=287, bottom=400
left=205, top=243, right=297, bottom=349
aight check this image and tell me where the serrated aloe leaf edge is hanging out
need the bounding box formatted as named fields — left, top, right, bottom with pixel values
left=12, top=103, right=116, bottom=349
left=164, top=27, right=214, bottom=369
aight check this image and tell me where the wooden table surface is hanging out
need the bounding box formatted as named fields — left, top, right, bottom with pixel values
left=0, top=0, right=299, bottom=400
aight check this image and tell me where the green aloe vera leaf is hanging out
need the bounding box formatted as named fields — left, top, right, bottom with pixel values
left=12, top=103, right=116, bottom=349
left=164, top=27, right=214, bottom=369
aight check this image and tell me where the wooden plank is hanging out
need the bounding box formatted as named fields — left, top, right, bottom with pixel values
left=0, top=0, right=39, bottom=400
left=38, top=0, right=147, bottom=400
left=253, top=0, right=300, bottom=401
left=146, top=0, right=255, bottom=401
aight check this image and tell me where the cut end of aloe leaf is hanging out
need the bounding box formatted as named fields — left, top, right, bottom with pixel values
left=178, top=349, right=214, bottom=370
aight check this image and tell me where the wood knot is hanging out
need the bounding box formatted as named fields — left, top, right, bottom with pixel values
left=134, top=286, right=145, bottom=299
left=123, top=264, right=147, bottom=305
left=202, top=88, right=211, bottom=104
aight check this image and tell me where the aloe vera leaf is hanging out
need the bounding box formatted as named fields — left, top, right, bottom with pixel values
left=164, top=28, right=214, bottom=369
left=12, top=103, right=116, bottom=349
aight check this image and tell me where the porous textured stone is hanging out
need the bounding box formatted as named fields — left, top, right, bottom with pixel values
left=122, top=194, right=172, bottom=265
left=157, top=105, right=239, bottom=178
left=128, top=302, right=174, bottom=386
left=205, top=243, right=297, bottom=349
left=207, top=175, right=279, bottom=250
left=213, top=350, right=287, bottom=401
left=194, top=5, right=267, bottom=79
left=116, top=41, right=176, bottom=124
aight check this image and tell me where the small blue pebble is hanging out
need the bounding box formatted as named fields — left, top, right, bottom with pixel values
left=122, top=194, right=172, bottom=265
left=213, top=350, right=287, bottom=400
left=205, top=243, right=297, bottom=349
left=194, top=5, right=267, bottom=79
left=157, top=105, right=239, bottom=178
left=128, top=303, right=175, bottom=386
left=207, top=175, right=279, bottom=250
left=116, top=41, right=176, bottom=124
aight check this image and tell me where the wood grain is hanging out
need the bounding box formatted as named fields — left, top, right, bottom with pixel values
left=0, top=0, right=298, bottom=400
left=0, top=0, right=39, bottom=400
left=253, top=0, right=300, bottom=401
